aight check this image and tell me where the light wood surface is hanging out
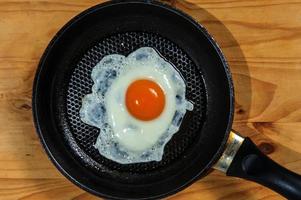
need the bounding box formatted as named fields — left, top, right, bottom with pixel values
left=0, top=0, right=301, bottom=199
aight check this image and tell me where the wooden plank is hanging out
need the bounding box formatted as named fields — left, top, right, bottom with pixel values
left=0, top=0, right=300, bottom=199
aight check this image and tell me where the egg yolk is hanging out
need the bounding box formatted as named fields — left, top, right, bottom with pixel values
left=126, top=79, right=165, bottom=121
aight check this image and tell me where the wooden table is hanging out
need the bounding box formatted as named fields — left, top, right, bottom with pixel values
left=1, top=0, right=301, bottom=199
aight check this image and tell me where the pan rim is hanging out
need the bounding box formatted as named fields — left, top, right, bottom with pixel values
left=32, top=0, right=234, bottom=199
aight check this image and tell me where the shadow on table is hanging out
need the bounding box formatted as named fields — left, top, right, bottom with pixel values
left=172, top=1, right=301, bottom=199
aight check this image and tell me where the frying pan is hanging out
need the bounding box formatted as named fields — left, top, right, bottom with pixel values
left=32, top=0, right=301, bottom=199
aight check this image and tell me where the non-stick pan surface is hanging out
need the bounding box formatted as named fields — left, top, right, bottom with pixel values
left=33, top=1, right=233, bottom=199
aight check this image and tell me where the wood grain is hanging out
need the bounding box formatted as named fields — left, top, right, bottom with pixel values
left=0, top=0, right=301, bottom=199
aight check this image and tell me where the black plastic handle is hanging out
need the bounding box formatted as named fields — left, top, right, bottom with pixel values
left=227, top=137, right=301, bottom=199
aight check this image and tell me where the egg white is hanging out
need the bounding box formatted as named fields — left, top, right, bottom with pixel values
left=80, top=47, right=193, bottom=164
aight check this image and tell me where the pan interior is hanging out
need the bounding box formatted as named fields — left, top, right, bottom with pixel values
left=64, top=31, right=207, bottom=179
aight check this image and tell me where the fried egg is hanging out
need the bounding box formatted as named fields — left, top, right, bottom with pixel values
left=80, top=47, right=193, bottom=164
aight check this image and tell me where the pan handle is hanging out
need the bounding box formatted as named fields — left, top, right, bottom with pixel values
left=214, top=131, right=301, bottom=199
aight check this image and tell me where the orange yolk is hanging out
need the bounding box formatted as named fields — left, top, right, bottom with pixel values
left=125, top=79, right=165, bottom=121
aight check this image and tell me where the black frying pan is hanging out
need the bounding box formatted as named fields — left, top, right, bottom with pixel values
left=32, top=1, right=301, bottom=199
